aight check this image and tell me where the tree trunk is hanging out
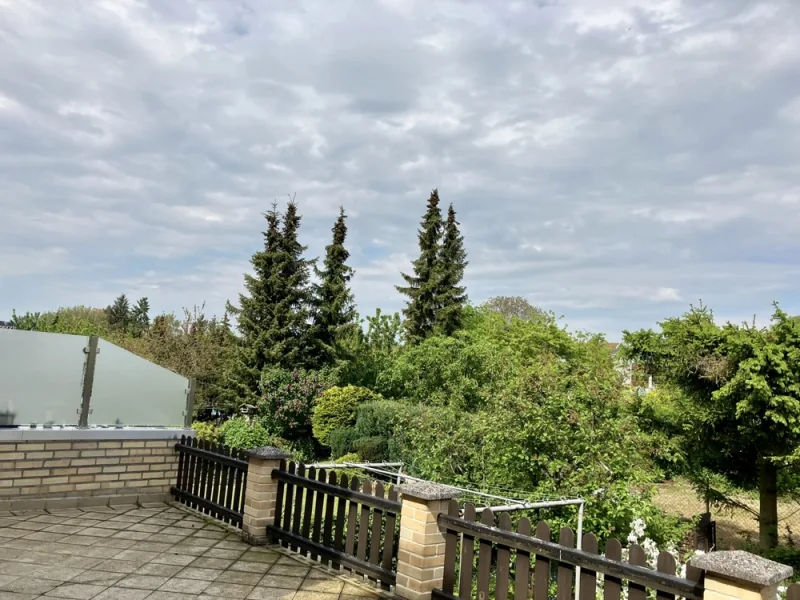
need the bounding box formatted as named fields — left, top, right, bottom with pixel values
left=759, top=461, right=779, bottom=550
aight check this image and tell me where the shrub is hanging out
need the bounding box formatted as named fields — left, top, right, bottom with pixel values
left=353, top=436, right=389, bottom=462
left=260, top=367, right=334, bottom=440
left=218, top=417, right=274, bottom=450
left=191, top=421, right=219, bottom=443
left=353, top=400, right=404, bottom=440
left=328, top=428, right=358, bottom=459
left=312, top=385, right=383, bottom=446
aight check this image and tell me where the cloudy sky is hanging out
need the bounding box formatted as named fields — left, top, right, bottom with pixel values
left=1, top=0, right=799, bottom=338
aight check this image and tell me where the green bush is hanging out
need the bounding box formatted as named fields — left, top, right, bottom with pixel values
left=260, top=367, right=334, bottom=440
left=354, top=400, right=404, bottom=440
left=312, top=385, right=383, bottom=446
left=218, top=417, right=274, bottom=450
left=353, top=436, right=389, bottom=462
left=191, top=421, right=219, bottom=443
left=328, top=428, right=358, bottom=459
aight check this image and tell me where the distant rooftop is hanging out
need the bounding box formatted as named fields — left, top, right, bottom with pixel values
left=0, top=321, right=15, bottom=330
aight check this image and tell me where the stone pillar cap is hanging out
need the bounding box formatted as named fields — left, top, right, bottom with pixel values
left=400, top=481, right=460, bottom=501
left=689, top=550, right=793, bottom=587
left=243, top=446, right=292, bottom=460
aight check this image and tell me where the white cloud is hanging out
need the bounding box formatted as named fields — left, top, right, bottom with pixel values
left=1, top=0, right=799, bottom=339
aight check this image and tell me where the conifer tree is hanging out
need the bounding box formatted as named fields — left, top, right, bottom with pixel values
left=396, top=189, right=443, bottom=342
left=435, top=204, right=468, bottom=335
left=105, top=294, right=130, bottom=331
left=130, top=297, right=150, bottom=336
left=312, top=207, right=356, bottom=365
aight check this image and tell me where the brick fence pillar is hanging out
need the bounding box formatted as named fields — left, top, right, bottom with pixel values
left=395, top=482, right=460, bottom=600
left=241, top=447, right=291, bottom=545
left=689, top=551, right=794, bottom=600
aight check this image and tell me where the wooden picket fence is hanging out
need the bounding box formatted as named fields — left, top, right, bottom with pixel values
left=434, top=501, right=705, bottom=600
left=267, top=460, right=401, bottom=589
left=171, top=435, right=248, bottom=527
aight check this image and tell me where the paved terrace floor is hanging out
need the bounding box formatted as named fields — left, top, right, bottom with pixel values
left=0, top=503, right=385, bottom=600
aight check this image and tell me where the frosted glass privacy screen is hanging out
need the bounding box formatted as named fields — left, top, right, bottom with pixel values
left=89, top=338, right=188, bottom=426
left=0, top=329, right=88, bottom=426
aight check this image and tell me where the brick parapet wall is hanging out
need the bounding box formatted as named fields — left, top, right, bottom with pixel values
left=0, top=431, right=191, bottom=510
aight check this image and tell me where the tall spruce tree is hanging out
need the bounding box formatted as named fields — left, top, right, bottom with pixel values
left=222, top=204, right=283, bottom=405
left=274, top=201, right=316, bottom=367
left=105, top=294, right=130, bottom=331
left=396, top=189, right=443, bottom=342
left=130, top=297, right=150, bottom=337
left=435, top=203, right=468, bottom=335
left=312, top=207, right=356, bottom=365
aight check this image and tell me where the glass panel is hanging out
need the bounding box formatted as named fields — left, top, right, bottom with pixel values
left=0, top=329, right=88, bottom=426
left=90, top=338, right=188, bottom=427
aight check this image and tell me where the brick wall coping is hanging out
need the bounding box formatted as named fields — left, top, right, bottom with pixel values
left=0, top=427, right=194, bottom=442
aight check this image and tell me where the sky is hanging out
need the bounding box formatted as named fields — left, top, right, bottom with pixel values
left=1, top=0, right=800, bottom=339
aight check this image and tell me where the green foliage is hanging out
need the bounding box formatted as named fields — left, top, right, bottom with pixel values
left=353, top=436, right=389, bottom=462
left=106, top=294, right=131, bottom=331
left=312, top=207, right=357, bottom=366
left=12, top=306, right=111, bottom=336
left=260, top=368, right=334, bottom=440
left=623, top=303, right=800, bottom=548
left=353, top=400, right=404, bottom=440
left=218, top=417, right=274, bottom=450
left=312, top=385, right=382, bottom=446
left=191, top=421, right=219, bottom=443
left=328, top=428, right=358, bottom=459
left=481, top=296, right=546, bottom=323
left=335, top=309, right=403, bottom=388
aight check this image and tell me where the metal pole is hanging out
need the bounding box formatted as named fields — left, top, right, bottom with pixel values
left=79, top=336, right=98, bottom=428
left=574, top=501, right=585, bottom=600
left=184, top=378, right=196, bottom=428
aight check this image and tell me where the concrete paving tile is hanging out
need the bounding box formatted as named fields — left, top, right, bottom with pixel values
left=69, top=571, right=123, bottom=587
left=245, top=588, right=295, bottom=600
left=158, top=578, right=211, bottom=594
left=191, top=531, right=226, bottom=540
left=77, top=528, right=115, bottom=538
left=92, top=587, right=152, bottom=600
left=190, top=558, right=234, bottom=570
left=292, top=592, right=338, bottom=600
left=201, top=582, right=254, bottom=598
left=63, top=536, right=101, bottom=546
left=151, top=554, right=197, bottom=567
left=0, top=563, right=38, bottom=576
left=301, top=569, right=330, bottom=580
left=93, top=560, right=141, bottom=574
left=116, top=574, right=170, bottom=590
left=30, top=566, right=86, bottom=582
left=228, top=562, right=270, bottom=574
left=127, top=524, right=164, bottom=534
left=174, top=567, right=222, bottom=581
left=43, top=583, right=108, bottom=599
left=61, top=558, right=105, bottom=570
left=0, top=591, right=38, bottom=600
left=90, top=538, right=137, bottom=550
left=299, top=578, right=344, bottom=594
left=149, top=534, right=190, bottom=545
left=170, top=546, right=211, bottom=557
left=134, top=563, right=183, bottom=577
left=112, top=550, right=161, bottom=563
left=43, top=525, right=86, bottom=535
left=265, top=566, right=309, bottom=578
left=341, top=583, right=380, bottom=597
left=112, top=531, right=151, bottom=541
left=203, top=549, right=245, bottom=561
left=212, top=541, right=249, bottom=551
left=237, top=552, right=276, bottom=565
left=214, top=572, right=262, bottom=586
left=0, top=577, right=59, bottom=595
left=129, top=542, right=175, bottom=553
left=255, top=576, right=303, bottom=591
left=0, top=578, right=18, bottom=588
left=148, top=592, right=202, bottom=600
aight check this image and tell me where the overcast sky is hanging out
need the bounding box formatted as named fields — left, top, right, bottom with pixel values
left=1, top=0, right=799, bottom=338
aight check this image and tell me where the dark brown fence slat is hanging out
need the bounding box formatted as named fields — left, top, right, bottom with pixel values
left=175, top=435, right=186, bottom=493
left=580, top=533, right=598, bottom=600
left=496, top=512, right=512, bottom=600
left=301, top=466, right=315, bottom=557
left=370, top=482, right=385, bottom=584
left=656, top=552, right=677, bottom=600
left=310, top=468, right=326, bottom=561
left=514, top=517, right=531, bottom=600
left=231, top=448, right=245, bottom=518
left=557, top=528, right=575, bottom=600
left=358, top=480, right=372, bottom=564
left=187, top=437, right=198, bottom=510
left=382, top=488, right=399, bottom=578
left=534, top=521, right=551, bottom=600
left=216, top=448, right=230, bottom=523
left=787, top=583, right=800, bottom=600
left=345, top=476, right=360, bottom=570
left=459, top=504, right=476, bottom=600
left=271, top=459, right=286, bottom=543
left=442, top=499, right=459, bottom=596
left=198, top=440, right=210, bottom=514
left=224, top=446, right=237, bottom=519
left=332, top=473, right=347, bottom=570
left=206, top=442, right=219, bottom=519
left=627, top=544, right=647, bottom=600
left=281, top=462, right=296, bottom=548
left=477, top=508, right=494, bottom=600
left=603, top=538, right=622, bottom=600
left=291, top=464, right=306, bottom=552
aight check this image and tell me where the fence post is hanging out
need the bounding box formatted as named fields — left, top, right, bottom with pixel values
left=79, top=335, right=99, bottom=428
left=241, top=447, right=291, bottom=545
left=689, top=551, right=793, bottom=600
left=396, top=482, right=460, bottom=600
